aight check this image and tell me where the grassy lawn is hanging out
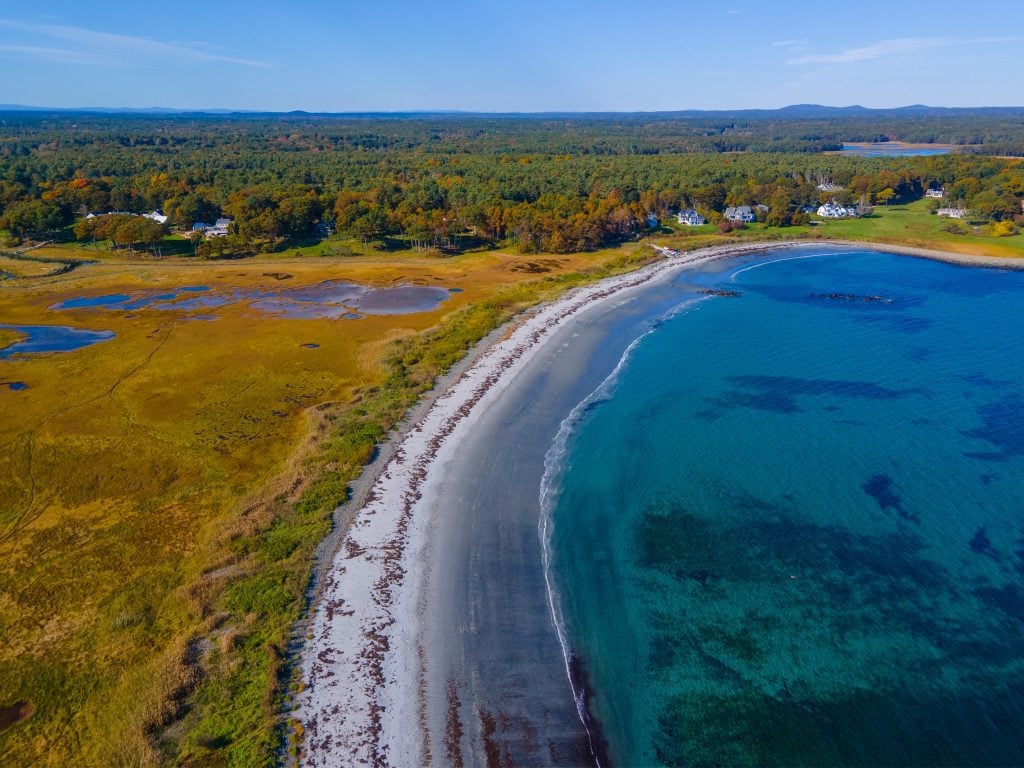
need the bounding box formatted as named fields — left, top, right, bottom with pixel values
left=816, top=199, right=1024, bottom=258
left=648, top=200, right=1023, bottom=259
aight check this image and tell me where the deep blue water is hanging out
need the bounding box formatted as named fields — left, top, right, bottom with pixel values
left=545, top=250, right=1024, bottom=766
left=0, top=324, right=115, bottom=359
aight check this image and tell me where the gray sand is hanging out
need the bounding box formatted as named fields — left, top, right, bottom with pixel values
left=415, top=267, right=715, bottom=765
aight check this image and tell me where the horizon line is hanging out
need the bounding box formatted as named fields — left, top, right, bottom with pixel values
left=4, top=102, right=1024, bottom=117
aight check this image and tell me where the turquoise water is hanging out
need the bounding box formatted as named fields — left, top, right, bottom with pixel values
left=546, top=250, right=1024, bottom=766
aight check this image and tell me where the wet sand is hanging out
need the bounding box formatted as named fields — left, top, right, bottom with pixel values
left=296, top=240, right=1022, bottom=767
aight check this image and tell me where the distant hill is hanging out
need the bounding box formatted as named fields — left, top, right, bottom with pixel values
left=2, top=104, right=1024, bottom=119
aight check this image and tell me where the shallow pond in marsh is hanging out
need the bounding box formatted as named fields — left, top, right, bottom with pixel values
left=51, top=281, right=450, bottom=319
left=0, top=324, right=115, bottom=359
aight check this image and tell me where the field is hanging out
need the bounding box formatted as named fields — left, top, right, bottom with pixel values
left=0, top=241, right=658, bottom=766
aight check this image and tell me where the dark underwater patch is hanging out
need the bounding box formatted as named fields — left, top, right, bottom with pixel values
left=653, top=677, right=1024, bottom=767
left=639, top=494, right=944, bottom=608
left=970, top=527, right=1000, bottom=560
left=634, top=477, right=1024, bottom=767
left=963, top=394, right=1024, bottom=461
left=973, top=583, right=1024, bottom=623
left=961, top=372, right=1015, bottom=390
left=697, top=375, right=924, bottom=420
left=696, top=389, right=802, bottom=419
left=862, top=473, right=919, bottom=523
left=731, top=375, right=924, bottom=400
left=744, top=281, right=927, bottom=311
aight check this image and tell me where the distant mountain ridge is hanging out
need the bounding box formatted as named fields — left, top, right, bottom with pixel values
left=2, top=104, right=1024, bottom=119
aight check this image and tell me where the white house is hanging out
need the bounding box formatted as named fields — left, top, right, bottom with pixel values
left=937, top=207, right=968, bottom=219
left=817, top=201, right=855, bottom=218
left=86, top=210, right=167, bottom=225
left=724, top=206, right=755, bottom=223
left=925, top=188, right=945, bottom=199
left=817, top=181, right=844, bottom=193
left=677, top=209, right=706, bottom=226
left=205, top=217, right=233, bottom=237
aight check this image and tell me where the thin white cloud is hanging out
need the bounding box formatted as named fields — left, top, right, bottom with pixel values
left=0, top=44, right=109, bottom=65
left=0, top=18, right=270, bottom=67
left=772, top=39, right=802, bottom=48
left=788, top=36, right=1019, bottom=65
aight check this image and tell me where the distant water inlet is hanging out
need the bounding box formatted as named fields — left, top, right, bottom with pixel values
left=545, top=249, right=1024, bottom=766
left=0, top=324, right=115, bottom=359
left=51, top=281, right=450, bottom=319
left=839, top=142, right=951, bottom=157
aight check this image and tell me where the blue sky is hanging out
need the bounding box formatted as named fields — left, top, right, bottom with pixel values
left=1, top=1, right=1022, bottom=111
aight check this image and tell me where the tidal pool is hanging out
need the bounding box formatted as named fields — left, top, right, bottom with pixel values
left=0, top=324, right=115, bottom=359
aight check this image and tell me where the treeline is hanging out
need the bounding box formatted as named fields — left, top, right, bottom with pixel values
left=5, top=109, right=1024, bottom=157
left=1, top=116, right=1022, bottom=254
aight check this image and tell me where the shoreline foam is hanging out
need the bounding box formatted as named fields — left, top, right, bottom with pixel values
left=296, top=238, right=1020, bottom=766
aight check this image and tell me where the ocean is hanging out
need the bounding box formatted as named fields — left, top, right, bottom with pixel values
left=543, top=249, right=1024, bottom=766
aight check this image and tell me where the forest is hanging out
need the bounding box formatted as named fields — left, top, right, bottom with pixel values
left=1, top=110, right=1023, bottom=256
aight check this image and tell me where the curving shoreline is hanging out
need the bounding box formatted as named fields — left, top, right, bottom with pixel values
left=295, top=238, right=1021, bottom=766
left=823, top=238, right=1024, bottom=270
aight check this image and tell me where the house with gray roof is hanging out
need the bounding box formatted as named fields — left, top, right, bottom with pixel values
left=724, top=206, right=756, bottom=223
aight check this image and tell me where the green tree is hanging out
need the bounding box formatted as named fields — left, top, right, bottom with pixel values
left=0, top=199, right=71, bottom=238
left=875, top=188, right=897, bottom=206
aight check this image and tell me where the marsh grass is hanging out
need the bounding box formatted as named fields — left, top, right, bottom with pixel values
left=0, top=245, right=656, bottom=766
